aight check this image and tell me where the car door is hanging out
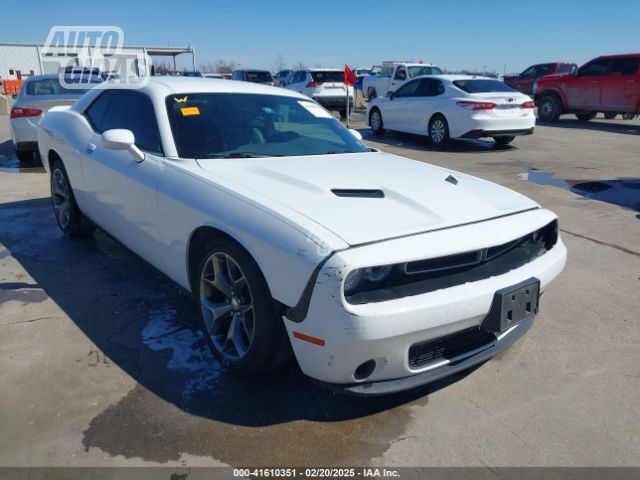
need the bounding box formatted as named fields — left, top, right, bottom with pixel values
left=288, top=71, right=307, bottom=94
left=601, top=57, right=640, bottom=111
left=388, top=67, right=407, bottom=94
left=409, top=78, right=446, bottom=135
left=564, top=58, right=612, bottom=109
left=382, top=79, right=421, bottom=131
left=81, top=89, right=165, bottom=261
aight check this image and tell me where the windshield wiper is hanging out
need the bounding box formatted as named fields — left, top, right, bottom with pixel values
left=324, top=150, right=356, bottom=155
left=204, top=152, right=283, bottom=159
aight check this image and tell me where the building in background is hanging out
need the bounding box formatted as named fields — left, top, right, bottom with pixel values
left=0, top=42, right=196, bottom=80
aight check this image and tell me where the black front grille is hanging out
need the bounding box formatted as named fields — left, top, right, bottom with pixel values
left=408, top=327, right=496, bottom=369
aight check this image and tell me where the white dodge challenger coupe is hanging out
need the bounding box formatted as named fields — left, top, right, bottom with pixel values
left=37, top=77, right=566, bottom=395
left=367, top=75, right=536, bottom=147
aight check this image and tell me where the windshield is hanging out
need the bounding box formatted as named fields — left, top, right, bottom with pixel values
left=166, top=93, right=368, bottom=159
left=407, top=66, right=443, bottom=77
left=453, top=79, right=516, bottom=93
left=246, top=71, right=273, bottom=83
left=311, top=71, right=343, bottom=82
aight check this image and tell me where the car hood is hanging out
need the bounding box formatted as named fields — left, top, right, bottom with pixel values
left=196, top=152, right=538, bottom=246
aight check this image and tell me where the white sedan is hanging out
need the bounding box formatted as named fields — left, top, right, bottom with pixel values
left=37, top=77, right=566, bottom=395
left=367, top=75, right=536, bottom=147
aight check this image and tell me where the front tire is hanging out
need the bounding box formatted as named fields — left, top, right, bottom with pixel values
left=576, top=112, right=597, bottom=121
left=50, top=159, right=94, bottom=237
left=369, top=108, right=384, bottom=135
left=493, top=136, right=515, bottom=146
left=195, top=239, right=289, bottom=374
left=604, top=112, right=617, bottom=120
left=429, top=114, right=450, bottom=147
left=538, top=94, right=562, bottom=122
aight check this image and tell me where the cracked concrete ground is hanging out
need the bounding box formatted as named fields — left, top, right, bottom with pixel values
left=0, top=113, right=638, bottom=468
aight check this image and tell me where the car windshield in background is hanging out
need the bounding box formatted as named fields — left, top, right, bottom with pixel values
left=453, top=79, right=516, bottom=93
left=408, top=66, right=444, bottom=77
left=311, top=71, right=344, bottom=83
left=246, top=71, right=273, bottom=83
left=166, top=93, right=368, bottom=159
left=26, top=75, right=103, bottom=95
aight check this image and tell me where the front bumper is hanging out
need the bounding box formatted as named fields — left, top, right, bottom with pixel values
left=283, top=209, right=567, bottom=393
left=323, top=316, right=534, bottom=396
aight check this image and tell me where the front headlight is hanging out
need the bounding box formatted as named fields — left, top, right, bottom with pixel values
left=344, top=265, right=392, bottom=295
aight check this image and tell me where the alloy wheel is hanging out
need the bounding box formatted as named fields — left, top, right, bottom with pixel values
left=431, top=119, right=445, bottom=143
left=52, top=169, right=71, bottom=229
left=370, top=111, right=381, bottom=131
left=200, top=252, right=255, bottom=361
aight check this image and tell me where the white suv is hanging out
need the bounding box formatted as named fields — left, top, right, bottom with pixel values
left=285, top=69, right=354, bottom=118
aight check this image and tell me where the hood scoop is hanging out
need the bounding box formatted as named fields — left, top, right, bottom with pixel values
left=331, top=188, right=385, bottom=198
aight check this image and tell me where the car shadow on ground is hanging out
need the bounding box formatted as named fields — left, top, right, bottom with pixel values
left=357, top=128, right=517, bottom=154
left=0, top=196, right=482, bottom=429
left=537, top=118, right=640, bottom=136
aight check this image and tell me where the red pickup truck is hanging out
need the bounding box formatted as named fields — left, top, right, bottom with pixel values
left=504, top=62, right=576, bottom=95
left=535, top=53, right=640, bottom=122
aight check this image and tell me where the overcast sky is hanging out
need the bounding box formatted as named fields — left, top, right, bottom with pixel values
left=3, top=0, right=639, bottom=73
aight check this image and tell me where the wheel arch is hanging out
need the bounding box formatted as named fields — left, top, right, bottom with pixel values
left=186, top=224, right=281, bottom=307
left=538, top=89, right=566, bottom=111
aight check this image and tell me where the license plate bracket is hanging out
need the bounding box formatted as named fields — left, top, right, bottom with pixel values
left=481, top=277, right=540, bottom=333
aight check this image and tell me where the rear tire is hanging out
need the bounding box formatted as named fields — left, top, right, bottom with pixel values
left=50, top=159, right=94, bottom=237
left=429, top=114, right=450, bottom=147
left=493, top=136, right=515, bottom=146
left=194, top=238, right=290, bottom=374
left=537, top=94, right=562, bottom=122
left=604, top=112, right=617, bottom=120
left=621, top=113, right=637, bottom=120
left=576, top=112, right=597, bottom=121
left=369, top=108, right=384, bottom=135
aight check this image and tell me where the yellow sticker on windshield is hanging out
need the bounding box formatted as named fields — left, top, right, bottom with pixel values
left=181, top=106, right=200, bottom=116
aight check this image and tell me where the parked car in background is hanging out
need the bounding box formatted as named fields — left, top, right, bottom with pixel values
left=363, top=62, right=443, bottom=100
left=274, top=69, right=293, bottom=87
left=231, top=69, right=275, bottom=85
left=504, top=62, right=576, bottom=95
left=367, top=75, right=535, bottom=147
left=285, top=68, right=354, bottom=118
left=353, top=68, right=372, bottom=77
left=37, top=77, right=566, bottom=395
left=10, top=73, right=103, bottom=162
left=535, top=54, right=640, bottom=122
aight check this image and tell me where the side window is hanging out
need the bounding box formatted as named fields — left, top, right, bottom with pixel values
left=85, top=90, right=162, bottom=154
left=611, top=57, right=640, bottom=76
left=394, top=80, right=420, bottom=97
left=521, top=66, right=537, bottom=77
left=418, top=79, right=444, bottom=97
left=557, top=64, right=576, bottom=74
left=579, top=59, right=612, bottom=76
left=537, top=64, right=553, bottom=76
left=394, top=68, right=406, bottom=81
left=294, top=71, right=305, bottom=83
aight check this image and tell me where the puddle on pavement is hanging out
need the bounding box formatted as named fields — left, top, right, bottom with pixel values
left=83, top=294, right=433, bottom=466
left=519, top=170, right=640, bottom=212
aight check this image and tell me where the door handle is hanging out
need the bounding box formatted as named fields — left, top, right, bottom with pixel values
left=85, top=143, right=96, bottom=154
left=591, top=80, right=599, bottom=84
left=628, top=80, right=636, bottom=84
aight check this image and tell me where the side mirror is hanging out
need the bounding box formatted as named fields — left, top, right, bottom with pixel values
left=349, top=129, right=363, bottom=141
left=102, top=129, right=145, bottom=162
left=386, top=91, right=394, bottom=100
